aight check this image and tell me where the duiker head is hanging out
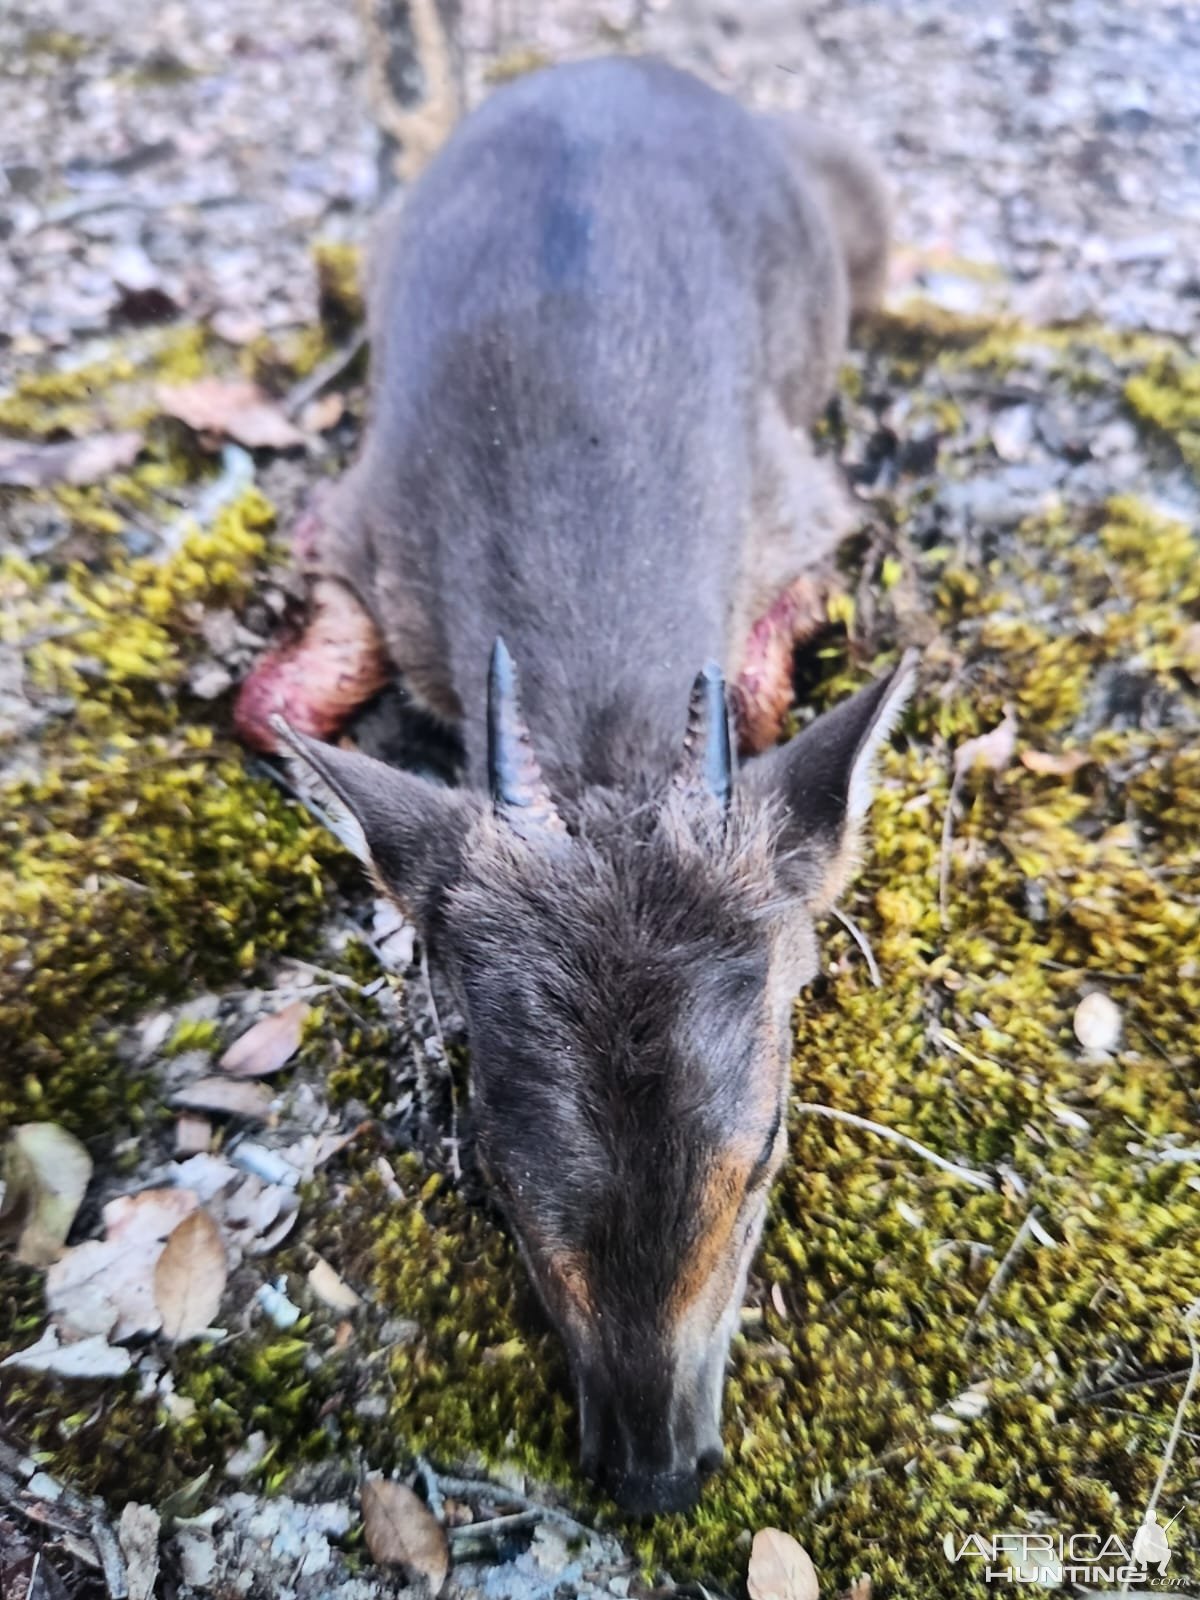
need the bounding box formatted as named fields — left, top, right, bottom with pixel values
left=273, top=644, right=912, bottom=1514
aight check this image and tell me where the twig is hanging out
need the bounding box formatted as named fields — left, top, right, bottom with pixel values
left=965, top=1209, right=1041, bottom=1339
left=89, top=1501, right=128, bottom=1598
left=1119, top=1300, right=1200, bottom=1595
left=938, top=765, right=965, bottom=928
left=429, top=1472, right=596, bottom=1539
left=448, top=1509, right=543, bottom=1549
left=790, top=1102, right=996, bottom=1190
left=285, top=329, right=368, bottom=417
left=830, top=907, right=882, bottom=988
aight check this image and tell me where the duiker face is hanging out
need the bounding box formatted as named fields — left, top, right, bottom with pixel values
left=274, top=647, right=911, bottom=1515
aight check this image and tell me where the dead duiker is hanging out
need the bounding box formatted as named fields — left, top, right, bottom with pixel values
left=269, top=57, right=907, bottom=1514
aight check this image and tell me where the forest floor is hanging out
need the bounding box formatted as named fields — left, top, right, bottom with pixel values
left=1, top=2, right=1199, bottom=1598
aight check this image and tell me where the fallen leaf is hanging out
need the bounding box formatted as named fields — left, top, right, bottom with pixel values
left=1074, top=991, right=1122, bottom=1053
left=361, top=1478, right=449, bottom=1593
left=175, top=1113, right=212, bottom=1157
left=300, top=391, right=346, bottom=433
left=747, top=1528, right=820, bottom=1600
left=171, top=1077, right=272, bottom=1119
left=117, top=1503, right=160, bottom=1600
left=1, top=1122, right=93, bottom=1266
left=1019, top=748, right=1092, bottom=777
left=104, top=1186, right=199, bottom=1246
left=954, top=711, right=1017, bottom=778
left=48, top=1189, right=199, bottom=1339
left=219, top=999, right=310, bottom=1077
left=0, top=1328, right=132, bottom=1379
left=838, top=1580, right=872, bottom=1600
left=158, top=379, right=304, bottom=451
left=154, top=1209, right=227, bottom=1341
left=0, top=431, right=143, bottom=489
left=308, top=1255, right=362, bottom=1312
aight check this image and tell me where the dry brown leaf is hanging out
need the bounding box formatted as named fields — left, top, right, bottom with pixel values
left=154, top=1209, right=227, bottom=1341
left=103, top=1186, right=199, bottom=1245
left=953, top=710, right=1017, bottom=778
left=1019, top=747, right=1093, bottom=777
left=747, top=1528, right=820, bottom=1600
left=158, top=378, right=304, bottom=451
left=1, top=1122, right=93, bottom=1267
left=307, top=1255, right=361, bottom=1312
left=171, top=1077, right=272, bottom=1119
left=300, top=392, right=346, bottom=433
left=0, top=430, right=143, bottom=489
left=219, top=999, right=310, bottom=1078
left=46, top=1188, right=200, bottom=1339
left=361, top=1478, right=449, bottom=1593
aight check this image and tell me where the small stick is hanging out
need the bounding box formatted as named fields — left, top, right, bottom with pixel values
left=791, top=1102, right=996, bottom=1191
left=965, top=1209, right=1041, bottom=1339
left=286, top=329, right=368, bottom=417
left=830, top=907, right=882, bottom=988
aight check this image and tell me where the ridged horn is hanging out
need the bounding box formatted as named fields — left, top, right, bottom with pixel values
left=674, top=661, right=733, bottom=814
left=487, top=637, right=566, bottom=839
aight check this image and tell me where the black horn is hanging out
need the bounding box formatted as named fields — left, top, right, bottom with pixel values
left=674, top=661, right=733, bottom=813
left=487, top=638, right=566, bottom=839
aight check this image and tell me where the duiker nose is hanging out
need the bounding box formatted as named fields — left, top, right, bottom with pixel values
left=579, top=1382, right=724, bottom=1515
left=605, top=1465, right=702, bottom=1516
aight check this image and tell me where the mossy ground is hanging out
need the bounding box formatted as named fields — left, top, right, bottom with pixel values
left=2, top=307, right=1198, bottom=1596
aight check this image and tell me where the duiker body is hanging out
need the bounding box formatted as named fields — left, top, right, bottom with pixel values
left=264, top=58, right=911, bottom=1514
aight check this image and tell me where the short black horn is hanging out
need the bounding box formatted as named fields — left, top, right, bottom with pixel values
left=674, top=661, right=733, bottom=813
left=487, top=637, right=566, bottom=839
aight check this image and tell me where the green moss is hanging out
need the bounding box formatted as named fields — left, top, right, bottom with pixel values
left=313, top=242, right=365, bottom=340
left=3, top=300, right=1198, bottom=1596
left=1125, top=353, right=1200, bottom=468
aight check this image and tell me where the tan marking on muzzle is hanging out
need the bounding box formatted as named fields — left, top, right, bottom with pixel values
left=665, top=1151, right=753, bottom=1326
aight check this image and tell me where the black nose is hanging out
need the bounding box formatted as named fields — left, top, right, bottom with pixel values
left=605, top=1467, right=703, bottom=1516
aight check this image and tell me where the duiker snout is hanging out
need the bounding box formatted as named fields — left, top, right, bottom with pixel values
left=576, top=1351, right=727, bottom=1515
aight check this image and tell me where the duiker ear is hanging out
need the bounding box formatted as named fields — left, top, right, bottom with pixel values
left=743, top=652, right=916, bottom=910
left=271, top=717, right=480, bottom=921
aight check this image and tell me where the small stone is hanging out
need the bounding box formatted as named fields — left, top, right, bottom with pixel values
left=1073, top=992, right=1122, bottom=1053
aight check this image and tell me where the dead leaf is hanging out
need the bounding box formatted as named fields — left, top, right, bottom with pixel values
left=1019, top=747, right=1092, bottom=777
left=747, top=1528, right=820, bottom=1600
left=175, top=1113, right=212, bottom=1157
left=838, top=1580, right=872, bottom=1600
left=1, top=1122, right=93, bottom=1266
left=117, top=1503, right=160, bottom=1600
left=219, top=999, right=310, bottom=1078
left=361, top=1478, right=449, bottom=1593
left=47, top=1188, right=199, bottom=1339
left=300, top=392, right=345, bottom=433
left=1074, top=991, right=1122, bottom=1053
left=171, top=1077, right=272, bottom=1119
left=307, top=1255, right=361, bottom=1312
left=0, top=431, right=143, bottom=489
left=104, top=1186, right=199, bottom=1245
left=0, top=1327, right=132, bottom=1379
left=953, top=710, right=1017, bottom=778
left=158, top=379, right=304, bottom=451
left=154, top=1209, right=227, bottom=1341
